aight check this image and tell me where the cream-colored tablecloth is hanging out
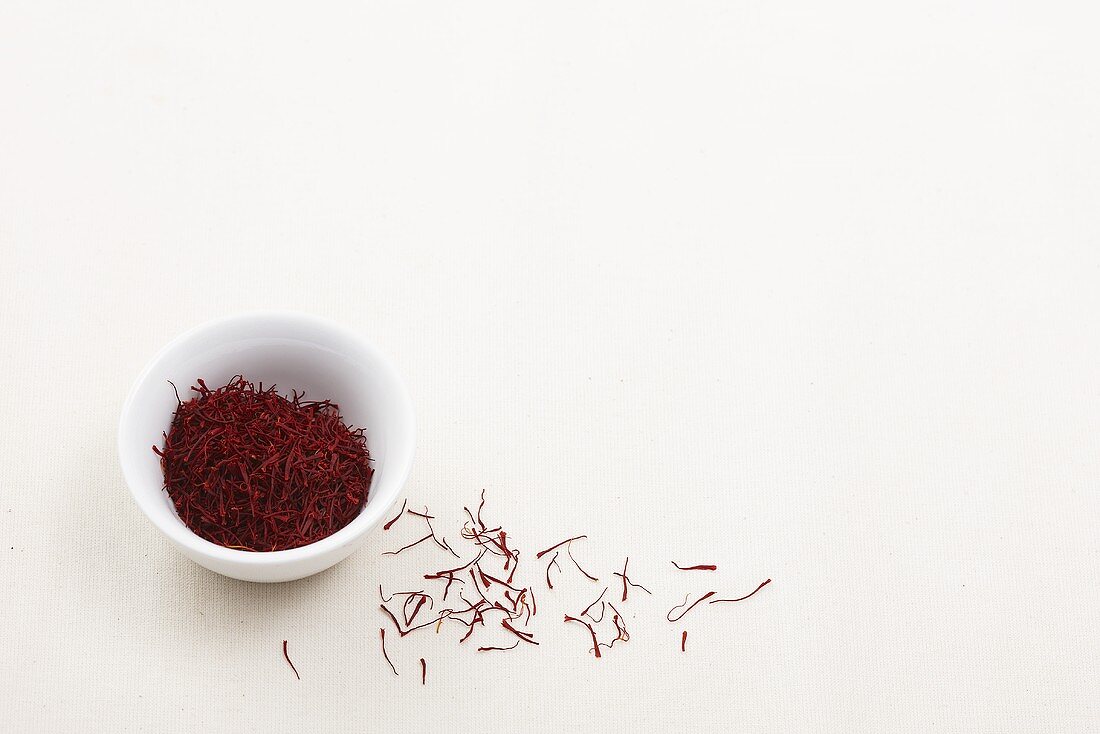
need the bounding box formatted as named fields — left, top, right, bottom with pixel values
left=2, top=2, right=1098, bottom=732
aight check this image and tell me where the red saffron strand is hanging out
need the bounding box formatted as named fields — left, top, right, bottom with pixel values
left=407, top=595, right=429, bottom=626
left=607, top=603, right=630, bottom=643
left=439, top=535, right=460, bottom=559
left=420, top=658, right=426, bottom=685
left=613, top=557, right=652, bottom=601
left=709, top=578, right=772, bottom=604
left=380, top=587, right=427, bottom=604
left=566, top=543, right=599, bottom=582
left=380, top=604, right=404, bottom=634
left=681, top=630, right=687, bottom=652
left=666, top=591, right=717, bottom=622
left=545, top=551, right=561, bottom=590
left=476, top=489, right=487, bottom=530
left=671, top=562, right=718, bottom=571
left=380, top=628, right=398, bottom=676
left=535, top=535, right=588, bottom=559
left=384, top=499, right=407, bottom=531
left=424, top=550, right=486, bottom=580
left=477, top=641, right=520, bottom=652
left=563, top=615, right=602, bottom=659
left=282, top=640, right=300, bottom=680
left=422, top=514, right=461, bottom=559
left=480, top=570, right=523, bottom=593
left=501, top=619, right=539, bottom=645
left=581, top=587, right=608, bottom=621
left=382, top=533, right=434, bottom=556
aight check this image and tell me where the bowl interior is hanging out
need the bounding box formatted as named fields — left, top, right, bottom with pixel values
left=119, top=315, right=411, bottom=557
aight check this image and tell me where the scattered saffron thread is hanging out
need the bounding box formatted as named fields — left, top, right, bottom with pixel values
left=563, top=615, right=602, bottom=659
left=282, top=640, right=300, bottom=680
left=380, top=628, right=397, bottom=675
left=666, top=591, right=716, bottom=622
left=581, top=587, right=608, bottom=622
left=382, top=533, right=434, bottom=556
left=384, top=499, right=407, bottom=531
left=380, top=604, right=404, bottom=634
left=536, top=535, right=588, bottom=559
left=613, top=557, right=652, bottom=601
left=566, top=543, right=599, bottom=582
left=477, top=641, right=520, bottom=652
left=608, top=602, right=630, bottom=645
left=671, top=562, right=718, bottom=571
left=709, top=578, right=772, bottom=604
left=370, top=489, right=770, bottom=671
left=545, top=551, right=561, bottom=590
left=501, top=619, right=539, bottom=645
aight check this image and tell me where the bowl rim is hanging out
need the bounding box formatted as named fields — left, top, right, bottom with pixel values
left=117, top=310, right=415, bottom=566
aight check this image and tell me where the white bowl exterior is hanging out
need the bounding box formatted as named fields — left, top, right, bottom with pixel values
left=118, top=313, right=414, bottom=582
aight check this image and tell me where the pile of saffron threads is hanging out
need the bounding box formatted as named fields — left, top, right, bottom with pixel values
left=363, top=490, right=771, bottom=680
left=153, top=376, right=373, bottom=552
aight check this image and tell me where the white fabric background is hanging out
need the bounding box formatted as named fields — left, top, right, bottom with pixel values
left=1, top=2, right=1098, bottom=732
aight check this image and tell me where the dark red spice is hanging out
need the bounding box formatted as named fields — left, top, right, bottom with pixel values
left=709, top=578, right=772, bottom=604
left=380, top=604, right=404, bottom=634
left=536, top=535, right=587, bottom=559
left=425, top=550, right=485, bottom=580
left=477, top=641, right=520, bottom=652
left=404, top=594, right=429, bottom=626
left=381, top=603, right=455, bottom=637
left=613, top=557, right=652, bottom=601
left=370, top=489, right=768, bottom=672
left=154, top=376, right=372, bottom=552
left=501, top=619, right=538, bottom=645
left=382, top=533, right=434, bottom=556
left=384, top=499, right=407, bottom=531
left=671, top=562, right=718, bottom=571
left=666, top=591, right=716, bottom=622
left=379, top=586, right=427, bottom=604
left=581, top=587, right=608, bottom=623
left=380, top=628, right=397, bottom=675
left=566, top=544, right=599, bottom=582
left=608, top=603, right=629, bottom=644
left=282, top=640, right=300, bottom=680
left=544, top=551, right=561, bottom=590
left=420, top=658, right=426, bottom=685
left=563, top=615, right=601, bottom=659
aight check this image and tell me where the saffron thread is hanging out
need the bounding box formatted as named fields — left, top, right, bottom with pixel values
left=536, top=535, right=588, bottom=559
left=380, top=628, right=398, bottom=675
left=709, top=578, right=772, bottom=604
left=666, top=591, right=716, bottom=622
left=282, top=640, right=300, bottom=680
left=384, top=498, right=407, bottom=531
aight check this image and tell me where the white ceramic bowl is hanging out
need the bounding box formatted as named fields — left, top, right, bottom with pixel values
left=118, top=312, right=415, bottom=582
